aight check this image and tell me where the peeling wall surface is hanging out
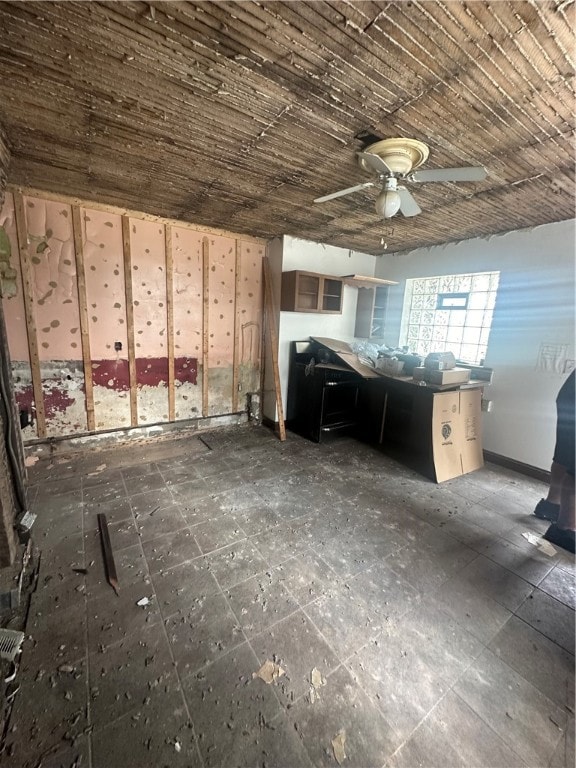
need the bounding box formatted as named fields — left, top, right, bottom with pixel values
left=0, top=191, right=265, bottom=440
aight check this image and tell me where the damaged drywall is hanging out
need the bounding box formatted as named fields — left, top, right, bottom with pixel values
left=207, top=235, right=236, bottom=416
left=83, top=207, right=131, bottom=430
left=0, top=191, right=264, bottom=441
left=172, top=226, right=205, bottom=419
left=130, top=219, right=169, bottom=424
left=5, top=195, right=89, bottom=438
left=0, top=223, right=16, bottom=298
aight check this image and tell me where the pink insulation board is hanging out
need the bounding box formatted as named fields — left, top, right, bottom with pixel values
left=237, top=241, right=264, bottom=396
left=0, top=193, right=37, bottom=437
left=172, top=226, right=202, bottom=419
left=83, top=208, right=131, bottom=430
left=21, top=196, right=87, bottom=437
left=0, top=193, right=29, bottom=362
left=129, top=218, right=169, bottom=425
left=1, top=191, right=265, bottom=441
left=207, top=235, right=236, bottom=416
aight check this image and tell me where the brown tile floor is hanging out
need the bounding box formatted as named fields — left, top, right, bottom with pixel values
left=5, top=425, right=575, bottom=768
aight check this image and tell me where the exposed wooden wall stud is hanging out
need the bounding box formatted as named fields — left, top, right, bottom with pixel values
left=202, top=237, right=209, bottom=418
left=165, top=224, right=175, bottom=421
left=232, top=240, right=241, bottom=413
left=121, top=215, right=138, bottom=427
left=71, top=206, right=95, bottom=431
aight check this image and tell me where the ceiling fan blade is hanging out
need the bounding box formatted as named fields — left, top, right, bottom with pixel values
left=357, top=151, right=393, bottom=175
left=314, top=181, right=375, bottom=203
left=410, top=166, right=487, bottom=183
left=397, top=186, right=422, bottom=217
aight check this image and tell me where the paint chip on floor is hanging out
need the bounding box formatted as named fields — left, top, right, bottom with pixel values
left=253, top=659, right=285, bottom=684
left=521, top=531, right=557, bottom=556
left=332, top=729, right=347, bottom=764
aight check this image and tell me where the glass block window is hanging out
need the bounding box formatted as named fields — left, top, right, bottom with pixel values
left=401, top=271, right=500, bottom=364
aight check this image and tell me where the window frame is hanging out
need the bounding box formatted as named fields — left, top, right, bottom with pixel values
left=399, top=271, right=499, bottom=365
left=436, top=292, right=469, bottom=310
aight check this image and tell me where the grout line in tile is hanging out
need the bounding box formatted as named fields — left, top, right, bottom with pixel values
left=126, top=511, right=208, bottom=768
left=25, top=430, right=565, bottom=768
left=80, top=474, right=94, bottom=768
left=512, top=601, right=576, bottom=657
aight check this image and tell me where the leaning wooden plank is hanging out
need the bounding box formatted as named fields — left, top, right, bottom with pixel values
left=97, top=513, right=119, bottom=596
left=262, top=255, right=286, bottom=441
left=13, top=192, right=46, bottom=438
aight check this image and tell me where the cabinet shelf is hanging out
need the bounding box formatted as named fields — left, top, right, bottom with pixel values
left=354, top=285, right=391, bottom=339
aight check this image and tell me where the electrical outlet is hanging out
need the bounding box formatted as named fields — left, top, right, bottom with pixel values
left=481, top=398, right=493, bottom=413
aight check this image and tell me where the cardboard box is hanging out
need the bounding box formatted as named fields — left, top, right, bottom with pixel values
left=431, top=389, right=483, bottom=482
left=413, top=366, right=471, bottom=386
left=413, top=366, right=427, bottom=381
left=460, top=388, right=484, bottom=475
left=376, top=358, right=404, bottom=376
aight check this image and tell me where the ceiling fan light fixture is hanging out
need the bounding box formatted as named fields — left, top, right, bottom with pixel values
left=375, top=189, right=401, bottom=218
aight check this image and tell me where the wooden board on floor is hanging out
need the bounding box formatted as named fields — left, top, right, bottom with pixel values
left=262, top=256, right=285, bottom=441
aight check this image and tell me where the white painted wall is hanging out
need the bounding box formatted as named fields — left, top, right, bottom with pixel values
left=263, top=236, right=377, bottom=420
left=375, top=220, right=576, bottom=470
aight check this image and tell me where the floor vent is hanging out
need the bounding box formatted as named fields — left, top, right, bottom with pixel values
left=0, top=629, right=25, bottom=662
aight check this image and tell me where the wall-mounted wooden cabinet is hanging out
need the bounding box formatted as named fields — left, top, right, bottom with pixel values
left=281, top=270, right=343, bottom=313
left=354, top=285, right=390, bottom=339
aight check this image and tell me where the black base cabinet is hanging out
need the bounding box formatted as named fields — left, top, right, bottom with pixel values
left=286, top=339, right=483, bottom=483
left=286, top=341, right=361, bottom=443
left=356, top=377, right=435, bottom=477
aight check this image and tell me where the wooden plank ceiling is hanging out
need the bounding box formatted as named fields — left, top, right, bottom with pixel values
left=0, top=0, right=574, bottom=254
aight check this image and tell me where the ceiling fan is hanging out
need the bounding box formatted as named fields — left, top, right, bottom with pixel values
left=314, top=138, right=487, bottom=219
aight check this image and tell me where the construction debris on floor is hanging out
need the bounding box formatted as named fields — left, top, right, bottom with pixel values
left=1, top=425, right=574, bottom=767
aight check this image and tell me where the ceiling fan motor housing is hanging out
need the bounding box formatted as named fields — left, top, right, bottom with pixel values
left=360, top=138, right=430, bottom=176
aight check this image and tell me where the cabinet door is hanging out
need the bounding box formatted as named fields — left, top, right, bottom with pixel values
left=321, top=278, right=343, bottom=313
left=295, top=272, right=321, bottom=311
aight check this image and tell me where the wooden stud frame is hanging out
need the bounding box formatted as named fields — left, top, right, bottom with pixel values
left=12, top=191, right=46, bottom=438
left=202, top=237, right=209, bottom=418
left=165, top=224, right=175, bottom=421
left=121, top=215, right=138, bottom=427
left=9, top=185, right=264, bottom=246
left=71, top=206, right=95, bottom=431
left=232, top=240, right=241, bottom=413
left=5, top=189, right=268, bottom=440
